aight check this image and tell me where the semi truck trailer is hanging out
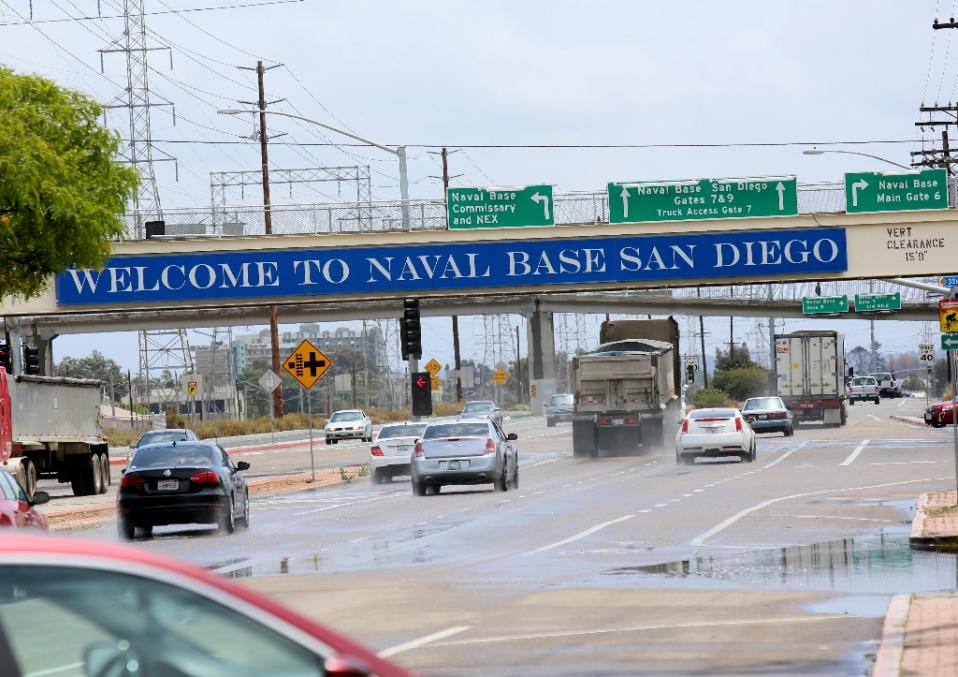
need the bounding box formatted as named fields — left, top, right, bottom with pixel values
left=0, top=371, right=110, bottom=499
left=774, top=329, right=847, bottom=427
left=571, top=318, right=681, bottom=458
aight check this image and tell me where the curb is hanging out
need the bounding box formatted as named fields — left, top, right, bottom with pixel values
left=910, top=493, right=929, bottom=542
left=888, top=415, right=924, bottom=426
left=871, top=594, right=910, bottom=677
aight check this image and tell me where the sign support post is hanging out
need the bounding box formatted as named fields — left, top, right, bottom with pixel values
left=953, top=349, right=958, bottom=506
left=307, top=386, right=315, bottom=483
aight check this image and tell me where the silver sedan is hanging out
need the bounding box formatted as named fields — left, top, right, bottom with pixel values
left=411, top=419, right=518, bottom=496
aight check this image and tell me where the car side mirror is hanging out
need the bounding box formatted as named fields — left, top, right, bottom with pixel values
left=507, top=433, right=518, bottom=441
left=236, top=461, right=250, bottom=471
left=30, top=491, right=49, bottom=506
left=129, top=444, right=136, bottom=450
left=120, top=467, right=126, bottom=475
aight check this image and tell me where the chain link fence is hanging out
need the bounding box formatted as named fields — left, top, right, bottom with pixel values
left=122, top=181, right=879, bottom=240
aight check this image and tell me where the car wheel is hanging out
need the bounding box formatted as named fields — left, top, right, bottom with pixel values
left=512, top=465, right=519, bottom=489
left=219, top=496, right=235, bottom=534
left=325, top=437, right=332, bottom=445
left=874, top=397, right=880, bottom=405
left=784, top=425, right=794, bottom=437
left=23, top=460, right=37, bottom=500
left=135, top=525, right=152, bottom=539
left=546, top=418, right=555, bottom=428
left=750, top=443, right=757, bottom=462
left=412, top=478, right=427, bottom=496
left=89, top=454, right=103, bottom=496
left=849, top=399, right=856, bottom=406
left=430, top=484, right=441, bottom=495
left=117, top=517, right=134, bottom=541
left=236, top=491, right=251, bottom=529
left=495, top=469, right=508, bottom=492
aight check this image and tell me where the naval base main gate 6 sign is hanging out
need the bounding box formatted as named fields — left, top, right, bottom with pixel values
left=55, top=227, right=848, bottom=306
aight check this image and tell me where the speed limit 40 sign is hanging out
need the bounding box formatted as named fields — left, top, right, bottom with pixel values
left=919, top=344, right=935, bottom=362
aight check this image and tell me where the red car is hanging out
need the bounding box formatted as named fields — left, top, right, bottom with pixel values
left=0, top=469, right=48, bottom=530
left=925, top=401, right=955, bottom=427
left=0, top=534, right=411, bottom=677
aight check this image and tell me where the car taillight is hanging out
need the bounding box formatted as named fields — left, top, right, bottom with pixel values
left=735, top=417, right=743, bottom=432
left=120, top=473, right=145, bottom=489
left=769, top=412, right=787, bottom=419
left=414, top=442, right=424, bottom=458
left=599, top=417, right=611, bottom=425
left=370, top=445, right=384, bottom=456
left=681, top=419, right=689, bottom=433
left=189, top=470, right=220, bottom=485
left=485, top=438, right=497, bottom=454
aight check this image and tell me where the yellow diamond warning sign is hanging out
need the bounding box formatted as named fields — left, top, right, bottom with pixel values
left=282, top=339, right=331, bottom=389
left=940, top=299, right=958, bottom=334
left=424, top=358, right=442, bottom=377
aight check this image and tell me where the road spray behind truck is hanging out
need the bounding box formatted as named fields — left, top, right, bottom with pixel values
left=0, top=370, right=110, bottom=499
left=774, top=329, right=847, bottom=426
left=571, top=319, right=681, bottom=458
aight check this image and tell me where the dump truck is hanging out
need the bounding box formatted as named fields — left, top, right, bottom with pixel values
left=0, top=370, right=110, bottom=499
left=774, top=329, right=847, bottom=426
left=571, top=318, right=681, bottom=458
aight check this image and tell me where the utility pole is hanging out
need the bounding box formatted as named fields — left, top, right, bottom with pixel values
left=515, top=325, right=522, bottom=405
left=240, top=60, right=284, bottom=417
left=696, top=287, right=708, bottom=388
left=431, top=147, right=465, bottom=401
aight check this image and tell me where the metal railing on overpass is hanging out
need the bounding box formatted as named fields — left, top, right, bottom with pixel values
left=123, top=181, right=864, bottom=240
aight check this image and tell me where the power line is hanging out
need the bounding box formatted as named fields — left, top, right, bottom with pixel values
left=0, top=0, right=304, bottom=26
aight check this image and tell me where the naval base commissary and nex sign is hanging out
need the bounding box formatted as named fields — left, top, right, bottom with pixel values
left=55, top=227, right=847, bottom=306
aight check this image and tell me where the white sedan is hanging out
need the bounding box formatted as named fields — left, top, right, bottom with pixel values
left=370, top=421, right=426, bottom=484
left=675, top=407, right=756, bottom=465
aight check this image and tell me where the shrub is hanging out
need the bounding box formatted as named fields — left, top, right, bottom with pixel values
left=711, top=366, right=770, bottom=402
left=692, top=387, right=733, bottom=409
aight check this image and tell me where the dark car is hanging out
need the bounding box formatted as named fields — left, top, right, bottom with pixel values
left=132, top=428, right=199, bottom=449
left=545, top=393, right=575, bottom=427
left=118, top=441, right=250, bottom=539
left=742, top=396, right=795, bottom=436
left=0, top=469, right=48, bottom=531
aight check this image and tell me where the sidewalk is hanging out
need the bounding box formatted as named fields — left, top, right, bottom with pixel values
left=872, top=491, right=958, bottom=676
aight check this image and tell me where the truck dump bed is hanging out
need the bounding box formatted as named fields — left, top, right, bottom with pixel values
left=575, top=340, right=673, bottom=415
left=9, top=375, right=103, bottom=445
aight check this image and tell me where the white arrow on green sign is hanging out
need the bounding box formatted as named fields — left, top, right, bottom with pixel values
left=608, top=176, right=798, bottom=224
left=802, top=295, right=849, bottom=315
left=942, top=334, right=958, bottom=350
left=447, top=186, right=554, bottom=229
left=844, top=169, right=947, bottom=213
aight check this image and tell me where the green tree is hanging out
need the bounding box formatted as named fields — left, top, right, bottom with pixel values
left=693, top=387, right=731, bottom=408
left=714, top=342, right=756, bottom=371
left=711, top=366, right=770, bottom=402
left=55, top=350, right=129, bottom=402
left=0, top=67, right=137, bottom=299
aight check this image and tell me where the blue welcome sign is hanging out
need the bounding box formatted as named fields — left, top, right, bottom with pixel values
left=55, top=227, right=848, bottom=306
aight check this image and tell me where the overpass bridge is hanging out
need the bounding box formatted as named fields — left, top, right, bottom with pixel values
left=2, top=181, right=954, bottom=413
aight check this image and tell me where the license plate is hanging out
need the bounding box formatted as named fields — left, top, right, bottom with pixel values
left=157, top=479, right=179, bottom=491
left=447, top=460, right=461, bottom=470
left=705, top=428, right=721, bottom=434
left=759, top=414, right=768, bottom=420
left=613, top=418, right=624, bottom=425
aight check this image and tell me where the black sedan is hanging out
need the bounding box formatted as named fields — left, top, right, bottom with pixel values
left=118, top=442, right=250, bottom=540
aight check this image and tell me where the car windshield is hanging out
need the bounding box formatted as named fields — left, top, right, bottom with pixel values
left=137, top=430, right=191, bottom=447
left=690, top=408, right=737, bottom=420
left=852, top=377, right=875, bottom=385
left=424, top=423, right=489, bottom=439
left=330, top=411, right=363, bottom=422
left=130, top=445, right=218, bottom=469
left=871, top=373, right=891, bottom=381
left=550, top=395, right=574, bottom=405
left=462, top=402, right=494, bottom=413
left=743, top=398, right=781, bottom=411
left=378, top=424, right=426, bottom=439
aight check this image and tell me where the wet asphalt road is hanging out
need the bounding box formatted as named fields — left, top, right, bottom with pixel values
left=80, top=397, right=958, bottom=675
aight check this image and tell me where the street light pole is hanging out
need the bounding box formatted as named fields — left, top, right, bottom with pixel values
left=218, top=108, right=412, bottom=231
left=801, top=148, right=911, bottom=170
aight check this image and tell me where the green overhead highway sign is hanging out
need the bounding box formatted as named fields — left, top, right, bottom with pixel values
left=942, top=334, right=958, bottom=351
left=844, top=169, right=947, bottom=213
left=802, top=295, right=849, bottom=315
left=608, top=176, right=797, bottom=224
left=854, top=292, right=901, bottom=313
left=447, top=185, right=554, bottom=230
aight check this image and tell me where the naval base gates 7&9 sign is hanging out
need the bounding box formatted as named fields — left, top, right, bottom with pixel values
left=55, top=227, right=848, bottom=306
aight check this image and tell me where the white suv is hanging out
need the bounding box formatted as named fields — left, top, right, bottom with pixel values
left=324, top=410, right=373, bottom=444
left=848, top=376, right=880, bottom=405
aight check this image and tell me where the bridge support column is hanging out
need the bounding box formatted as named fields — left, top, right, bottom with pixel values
left=3, top=318, right=22, bottom=374
left=525, top=308, right=557, bottom=416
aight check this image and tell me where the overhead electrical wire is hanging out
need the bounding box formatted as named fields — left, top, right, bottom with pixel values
left=0, top=0, right=304, bottom=27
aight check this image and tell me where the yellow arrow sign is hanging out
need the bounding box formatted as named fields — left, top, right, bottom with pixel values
left=282, top=339, right=332, bottom=389
left=425, top=358, right=442, bottom=376
left=186, top=381, right=199, bottom=397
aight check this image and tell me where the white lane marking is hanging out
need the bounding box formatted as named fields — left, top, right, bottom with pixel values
left=871, top=461, right=940, bottom=466
left=24, top=662, right=85, bottom=677
left=428, top=615, right=847, bottom=649
left=691, top=477, right=938, bottom=546
left=840, top=439, right=870, bottom=466
left=897, top=399, right=908, bottom=409
left=868, top=414, right=882, bottom=422
left=768, top=514, right=896, bottom=523
left=762, top=441, right=806, bottom=469
left=693, top=489, right=704, bottom=493
left=378, top=625, right=471, bottom=658
left=682, top=493, right=693, bottom=497
left=525, top=514, right=634, bottom=555
left=638, top=509, right=652, bottom=513
left=669, top=499, right=681, bottom=503
left=526, top=457, right=560, bottom=468
left=292, top=492, right=402, bottom=516
left=654, top=503, right=668, bottom=507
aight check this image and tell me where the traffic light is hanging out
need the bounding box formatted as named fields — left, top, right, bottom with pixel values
left=686, top=363, right=695, bottom=384
left=400, top=299, right=422, bottom=360
left=23, top=345, right=40, bottom=375
left=0, top=343, right=10, bottom=374
left=411, top=371, right=432, bottom=417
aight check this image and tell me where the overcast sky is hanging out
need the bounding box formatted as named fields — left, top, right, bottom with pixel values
left=0, top=1, right=946, bottom=373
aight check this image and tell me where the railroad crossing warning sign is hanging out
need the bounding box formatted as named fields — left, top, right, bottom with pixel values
left=181, top=373, right=202, bottom=398
left=282, top=339, right=331, bottom=389
left=530, top=383, right=537, bottom=399
left=939, top=299, right=958, bottom=333
left=493, top=369, right=509, bottom=384
left=425, top=358, right=442, bottom=376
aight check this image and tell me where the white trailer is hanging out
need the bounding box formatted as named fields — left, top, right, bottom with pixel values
left=774, top=330, right=847, bottom=427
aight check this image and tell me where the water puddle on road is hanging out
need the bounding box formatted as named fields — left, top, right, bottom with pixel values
left=607, top=530, right=958, bottom=596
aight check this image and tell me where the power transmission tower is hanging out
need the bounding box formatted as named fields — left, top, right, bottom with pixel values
left=99, top=0, right=191, bottom=416
left=912, top=104, right=958, bottom=174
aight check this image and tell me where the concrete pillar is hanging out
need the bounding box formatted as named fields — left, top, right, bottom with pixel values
left=526, top=309, right=557, bottom=415
left=4, top=318, right=22, bottom=375
left=35, top=332, right=56, bottom=376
